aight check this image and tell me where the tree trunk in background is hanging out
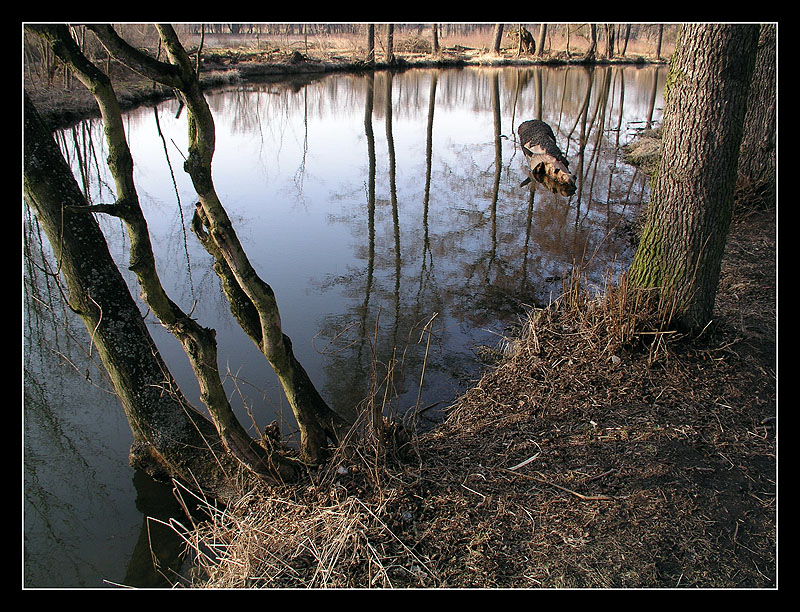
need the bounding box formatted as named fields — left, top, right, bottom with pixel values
left=737, top=23, right=776, bottom=206
left=621, top=24, right=632, bottom=56
left=386, top=24, right=394, bottom=63
left=537, top=24, right=547, bottom=57
left=585, top=24, right=597, bottom=60
left=605, top=24, right=615, bottom=58
left=366, top=24, right=375, bottom=64
left=629, top=24, right=760, bottom=332
left=432, top=24, right=440, bottom=55
left=23, top=94, right=248, bottom=500
left=655, top=24, right=664, bottom=59
left=491, top=24, right=504, bottom=54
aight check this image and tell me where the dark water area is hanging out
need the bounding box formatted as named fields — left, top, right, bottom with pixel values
left=23, top=64, right=665, bottom=587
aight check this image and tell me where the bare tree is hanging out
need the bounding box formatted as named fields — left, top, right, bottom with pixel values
left=366, top=24, right=375, bottom=64
left=537, top=24, right=547, bottom=57
left=585, top=24, right=598, bottom=60
left=620, top=24, right=632, bottom=56
left=26, top=24, right=354, bottom=490
left=655, top=24, right=664, bottom=59
left=386, top=24, right=394, bottom=63
left=605, top=24, right=615, bottom=58
left=491, top=24, right=504, bottom=54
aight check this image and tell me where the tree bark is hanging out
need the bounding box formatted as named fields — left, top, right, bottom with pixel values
left=23, top=93, right=251, bottom=499
left=629, top=24, right=760, bottom=332
left=737, top=23, right=776, bottom=204
left=85, top=24, right=349, bottom=464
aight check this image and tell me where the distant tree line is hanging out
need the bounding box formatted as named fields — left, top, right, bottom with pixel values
left=174, top=23, right=675, bottom=43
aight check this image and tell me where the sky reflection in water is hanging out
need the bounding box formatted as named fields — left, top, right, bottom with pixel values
left=24, top=64, right=664, bottom=587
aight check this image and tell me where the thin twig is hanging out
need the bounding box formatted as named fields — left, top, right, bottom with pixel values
left=502, top=468, right=614, bottom=501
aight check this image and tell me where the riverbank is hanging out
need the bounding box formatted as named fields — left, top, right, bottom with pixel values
left=183, top=202, right=776, bottom=589
left=25, top=43, right=666, bottom=131
left=25, top=45, right=776, bottom=589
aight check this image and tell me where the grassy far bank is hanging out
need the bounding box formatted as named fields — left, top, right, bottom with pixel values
left=24, top=25, right=672, bottom=131
left=24, top=29, right=775, bottom=588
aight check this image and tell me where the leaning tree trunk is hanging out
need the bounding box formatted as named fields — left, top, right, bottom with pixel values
left=86, top=24, right=350, bottom=464
left=629, top=24, right=760, bottom=332
left=23, top=93, right=253, bottom=499
left=27, top=24, right=304, bottom=483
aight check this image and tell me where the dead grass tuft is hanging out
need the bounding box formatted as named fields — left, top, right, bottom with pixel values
left=175, top=209, right=775, bottom=589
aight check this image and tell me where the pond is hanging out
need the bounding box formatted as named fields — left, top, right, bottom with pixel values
left=23, top=63, right=665, bottom=587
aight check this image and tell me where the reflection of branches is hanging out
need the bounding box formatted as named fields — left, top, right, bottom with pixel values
left=153, top=105, right=195, bottom=302
left=385, top=72, right=402, bottom=346
left=293, top=86, right=309, bottom=196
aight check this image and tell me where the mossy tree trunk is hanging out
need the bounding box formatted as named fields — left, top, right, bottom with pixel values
left=24, top=93, right=254, bottom=499
left=85, top=24, right=350, bottom=464
left=27, top=24, right=303, bottom=484
left=629, top=24, right=760, bottom=332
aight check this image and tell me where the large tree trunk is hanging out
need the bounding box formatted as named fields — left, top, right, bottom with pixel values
left=737, top=23, right=776, bottom=205
left=23, top=93, right=250, bottom=500
left=629, top=24, right=760, bottom=332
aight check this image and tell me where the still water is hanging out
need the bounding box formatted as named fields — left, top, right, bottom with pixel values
left=23, top=64, right=664, bottom=587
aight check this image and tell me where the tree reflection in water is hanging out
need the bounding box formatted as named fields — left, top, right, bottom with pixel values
left=24, top=64, right=663, bottom=587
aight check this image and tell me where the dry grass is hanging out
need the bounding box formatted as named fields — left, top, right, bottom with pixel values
left=171, top=206, right=775, bottom=589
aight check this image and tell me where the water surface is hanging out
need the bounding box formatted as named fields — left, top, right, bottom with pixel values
left=23, top=64, right=664, bottom=587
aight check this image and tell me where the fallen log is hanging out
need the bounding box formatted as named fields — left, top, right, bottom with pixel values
left=518, top=119, right=577, bottom=196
